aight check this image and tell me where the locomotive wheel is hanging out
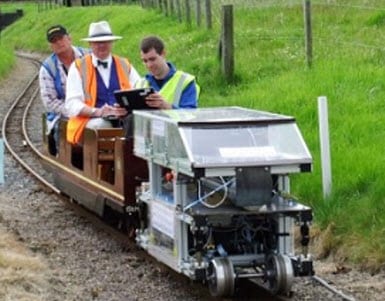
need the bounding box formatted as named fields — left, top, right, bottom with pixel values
left=207, top=257, right=235, bottom=297
left=265, top=254, right=294, bottom=295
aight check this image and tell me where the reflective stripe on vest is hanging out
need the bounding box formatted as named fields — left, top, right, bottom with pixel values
left=42, top=47, right=88, bottom=122
left=42, top=53, right=64, bottom=99
left=136, top=71, right=197, bottom=108
left=66, top=54, right=132, bottom=144
left=42, top=47, right=88, bottom=100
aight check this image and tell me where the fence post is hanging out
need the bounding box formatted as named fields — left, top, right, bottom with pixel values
left=175, top=0, right=182, bottom=22
left=0, top=139, right=4, bottom=184
left=196, top=0, right=201, bottom=27
left=163, top=0, right=169, bottom=15
left=205, top=0, right=212, bottom=29
left=168, top=0, right=174, bottom=16
left=318, top=96, right=332, bottom=198
left=303, top=0, right=312, bottom=67
left=220, top=5, right=234, bottom=81
left=185, top=0, right=191, bottom=24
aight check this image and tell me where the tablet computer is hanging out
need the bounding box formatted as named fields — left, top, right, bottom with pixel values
left=114, top=88, right=155, bottom=111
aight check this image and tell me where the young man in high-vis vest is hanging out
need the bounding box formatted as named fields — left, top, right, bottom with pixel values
left=136, top=35, right=199, bottom=109
left=39, top=24, right=88, bottom=154
left=64, top=20, right=140, bottom=144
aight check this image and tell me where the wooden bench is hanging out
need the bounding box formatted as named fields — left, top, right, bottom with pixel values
left=57, top=120, right=83, bottom=169
left=83, top=128, right=124, bottom=183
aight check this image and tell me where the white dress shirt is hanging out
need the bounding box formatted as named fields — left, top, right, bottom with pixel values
left=65, top=53, right=140, bottom=117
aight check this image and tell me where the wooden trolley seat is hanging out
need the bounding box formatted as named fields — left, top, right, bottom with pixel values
left=83, top=127, right=124, bottom=183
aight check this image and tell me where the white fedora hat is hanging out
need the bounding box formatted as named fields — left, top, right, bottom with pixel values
left=82, top=20, right=122, bottom=42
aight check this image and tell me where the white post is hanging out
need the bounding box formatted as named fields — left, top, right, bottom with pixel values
left=317, top=96, right=332, bottom=198
left=0, top=139, right=4, bottom=184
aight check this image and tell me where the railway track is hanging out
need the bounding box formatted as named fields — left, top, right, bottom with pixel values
left=0, top=52, right=357, bottom=301
left=1, top=53, right=146, bottom=255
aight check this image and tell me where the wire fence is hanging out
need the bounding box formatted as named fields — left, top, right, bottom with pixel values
left=31, top=0, right=385, bottom=77
left=35, top=0, right=138, bottom=10
left=155, top=0, right=385, bottom=47
left=32, top=0, right=385, bottom=50
left=136, top=0, right=385, bottom=78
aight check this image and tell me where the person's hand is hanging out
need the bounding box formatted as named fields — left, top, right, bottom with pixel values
left=145, top=92, right=171, bottom=109
left=94, top=104, right=127, bottom=117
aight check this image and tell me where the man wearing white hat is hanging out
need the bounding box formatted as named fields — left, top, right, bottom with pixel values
left=65, top=20, right=140, bottom=144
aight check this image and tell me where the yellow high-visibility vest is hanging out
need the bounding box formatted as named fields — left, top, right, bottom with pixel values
left=136, top=70, right=199, bottom=107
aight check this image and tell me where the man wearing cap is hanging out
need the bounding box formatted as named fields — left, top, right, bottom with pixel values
left=65, top=20, right=140, bottom=145
left=39, top=24, right=88, bottom=155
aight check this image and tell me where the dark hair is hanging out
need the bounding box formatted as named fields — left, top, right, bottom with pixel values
left=140, top=36, right=165, bottom=54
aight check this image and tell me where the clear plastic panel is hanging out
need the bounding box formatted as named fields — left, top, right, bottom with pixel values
left=133, top=107, right=312, bottom=170
left=180, top=123, right=311, bottom=168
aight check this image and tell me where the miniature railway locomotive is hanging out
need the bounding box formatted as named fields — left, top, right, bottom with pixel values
left=42, top=106, right=314, bottom=297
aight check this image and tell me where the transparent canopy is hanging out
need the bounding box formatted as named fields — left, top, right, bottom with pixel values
left=134, top=107, right=312, bottom=173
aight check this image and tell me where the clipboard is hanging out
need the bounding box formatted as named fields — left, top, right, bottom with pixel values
left=114, top=88, right=155, bottom=110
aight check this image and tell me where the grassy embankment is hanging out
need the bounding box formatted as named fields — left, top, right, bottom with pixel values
left=1, top=1, right=385, bottom=270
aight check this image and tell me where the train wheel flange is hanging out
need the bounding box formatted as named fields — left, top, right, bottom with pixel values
left=207, top=257, right=235, bottom=297
left=265, top=253, right=294, bottom=295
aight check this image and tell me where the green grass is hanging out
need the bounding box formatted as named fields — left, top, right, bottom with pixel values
left=2, top=0, right=385, bottom=269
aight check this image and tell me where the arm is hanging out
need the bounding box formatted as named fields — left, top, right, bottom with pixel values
left=39, top=66, right=65, bottom=114
left=145, top=92, right=173, bottom=110
left=129, top=64, right=141, bottom=87
left=145, top=79, right=199, bottom=110
left=64, top=62, right=87, bottom=117
left=177, top=81, right=198, bottom=109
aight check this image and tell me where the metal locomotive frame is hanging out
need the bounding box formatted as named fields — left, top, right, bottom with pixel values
left=42, top=106, right=314, bottom=297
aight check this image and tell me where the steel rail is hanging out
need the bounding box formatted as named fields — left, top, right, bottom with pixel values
left=1, top=56, right=61, bottom=194
left=312, top=275, right=356, bottom=301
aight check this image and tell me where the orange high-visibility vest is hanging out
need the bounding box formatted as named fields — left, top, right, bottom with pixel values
left=66, top=54, right=132, bottom=144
